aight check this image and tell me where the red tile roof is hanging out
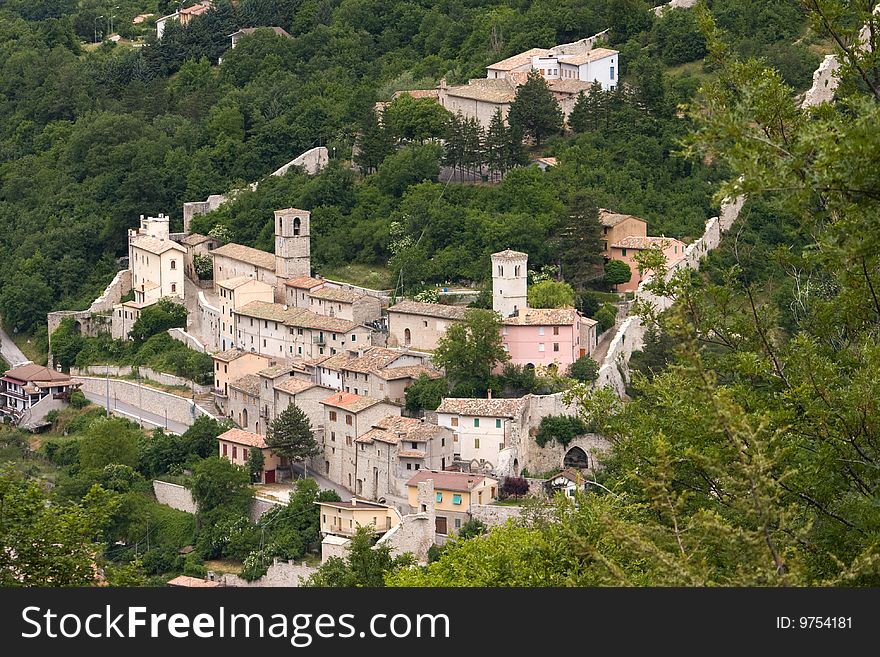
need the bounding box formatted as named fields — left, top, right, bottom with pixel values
left=218, top=427, right=267, bottom=448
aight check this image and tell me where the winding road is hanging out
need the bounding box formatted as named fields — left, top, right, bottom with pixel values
left=0, top=320, right=29, bottom=368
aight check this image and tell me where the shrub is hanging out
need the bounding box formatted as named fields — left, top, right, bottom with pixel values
left=68, top=389, right=88, bottom=409
left=240, top=548, right=271, bottom=581
left=502, top=476, right=529, bottom=498
left=568, top=356, right=599, bottom=382
left=594, top=303, right=618, bottom=333
left=535, top=415, right=589, bottom=447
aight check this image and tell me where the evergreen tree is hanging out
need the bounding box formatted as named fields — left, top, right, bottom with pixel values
left=553, top=192, right=606, bottom=289
left=504, top=123, right=529, bottom=172
left=443, top=112, right=466, bottom=179
left=266, top=404, right=320, bottom=480
left=354, top=109, right=394, bottom=174
left=569, top=83, right=606, bottom=133
left=507, top=71, right=563, bottom=146
left=462, top=116, right=484, bottom=177
left=484, top=109, right=508, bottom=178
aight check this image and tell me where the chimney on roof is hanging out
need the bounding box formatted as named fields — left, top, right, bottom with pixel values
left=351, top=499, right=357, bottom=506
left=487, top=388, right=492, bottom=399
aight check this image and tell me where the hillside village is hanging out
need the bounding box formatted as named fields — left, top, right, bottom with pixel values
left=2, top=0, right=878, bottom=591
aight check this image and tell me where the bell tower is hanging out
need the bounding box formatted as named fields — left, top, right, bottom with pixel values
left=274, top=208, right=311, bottom=283
left=491, top=249, right=528, bottom=318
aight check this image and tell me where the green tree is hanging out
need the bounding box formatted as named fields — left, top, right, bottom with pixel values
left=404, top=374, right=448, bottom=413
left=247, top=446, right=265, bottom=482
left=355, top=109, right=394, bottom=174
left=568, top=83, right=607, bottom=133
left=609, top=0, right=655, bottom=43
left=192, top=252, right=213, bottom=280
left=527, top=280, right=575, bottom=308
left=604, top=259, right=632, bottom=290
left=433, top=308, right=509, bottom=396
left=0, top=472, right=116, bottom=587
left=190, top=456, right=252, bottom=516
left=79, top=417, right=141, bottom=471
left=128, top=298, right=187, bottom=344
left=50, top=316, right=84, bottom=369
left=568, top=355, right=599, bottom=383
left=306, top=525, right=415, bottom=587
left=265, top=404, right=319, bottom=480
left=507, top=71, right=563, bottom=146
left=383, top=94, right=451, bottom=144
left=374, top=143, right=442, bottom=196
left=553, top=191, right=605, bottom=289
left=484, top=109, right=508, bottom=177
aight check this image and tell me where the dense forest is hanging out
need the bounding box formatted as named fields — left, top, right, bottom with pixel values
left=0, top=0, right=822, bottom=339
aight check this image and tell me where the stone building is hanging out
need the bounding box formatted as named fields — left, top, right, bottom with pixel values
left=491, top=249, right=528, bottom=319
left=405, top=470, right=498, bottom=536
left=318, top=391, right=400, bottom=494
left=307, top=286, right=382, bottom=324
left=217, top=427, right=283, bottom=484
left=386, top=299, right=467, bottom=351
left=318, top=499, right=401, bottom=537
left=314, top=346, right=437, bottom=402
left=436, top=396, right=529, bottom=475
left=211, top=349, right=270, bottom=412
left=127, top=214, right=185, bottom=305
left=180, top=233, right=220, bottom=282
left=354, top=415, right=454, bottom=501
left=216, top=277, right=275, bottom=351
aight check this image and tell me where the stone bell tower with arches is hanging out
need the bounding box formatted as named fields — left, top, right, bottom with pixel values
left=491, top=249, right=528, bottom=318
left=274, top=208, right=311, bottom=286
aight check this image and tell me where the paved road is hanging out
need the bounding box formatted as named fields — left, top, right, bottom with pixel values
left=83, top=390, right=191, bottom=435
left=289, top=462, right=351, bottom=500
left=0, top=320, right=29, bottom=368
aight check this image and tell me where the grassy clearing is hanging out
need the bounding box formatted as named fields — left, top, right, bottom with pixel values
left=319, top=264, right=392, bottom=290
left=7, top=328, right=47, bottom=365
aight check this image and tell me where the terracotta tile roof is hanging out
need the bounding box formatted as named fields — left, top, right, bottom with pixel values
left=211, top=242, right=275, bottom=270
left=502, top=307, right=580, bottom=326
left=320, top=391, right=386, bottom=413
left=547, top=79, right=593, bottom=94
left=387, top=299, right=468, bottom=320
left=236, top=300, right=294, bottom=322
left=487, top=47, right=552, bottom=71
left=231, top=26, right=291, bottom=38
left=393, top=89, right=440, bottom=101
left=229, top=374, right=260, bottom=397
left=557, top=47, right=618, bottom=66
left=218, top=275, right=270, bottom=290
left=598, top=208, right=646, bottom=228
left=331, top=347, right=403, bottom=374
left=492, top=248, right=528, bottom=260
left=274, top=378, right=321, bottom=395
left=218, top=427, right=267, bottom=448
left=121, top=299, right=154, bottom=309
left=443, top=78, right=518, bottom=104
left=167, top=575, right=219, bottom=588
left=356, top=415, right=445, bottom=445
left=309, top=286, right=365, bottom=303
left=553, top=467, right=582, bottom=483
left=376, top=364, right=442, bottom=381
left=258, top=364, right=292, bottom=379
left=130, top=235, right=186, bottom=255
left=286, top=308, right=361, bottom=333
left=3, top=363, right=72, bottom=384
left=285, top=276, right=325, bottom=289
left=436, top=396, right=528, bottom=418
left=611, top=236, right=682, bottom=250
left=181, top=233, right=214, bottom=246
left=406, top=470, right=498, bottom=492
left=397, top=449, right=426, bottom=458
left=212, top=348, right=269, bottom=363
left=317, top=499, right=392, bottom=511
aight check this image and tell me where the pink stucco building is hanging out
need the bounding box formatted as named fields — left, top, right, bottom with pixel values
left=608, top=235, right=687, bottom=293
left=500, top=307, right=598, bottom=373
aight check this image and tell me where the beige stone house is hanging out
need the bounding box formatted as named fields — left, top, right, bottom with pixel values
left=211, top=244, right=277, bottom=292
left=272, top=378, right=334, bottom=433
left=308, top=286, right=382, bottom=324
left=406, top=470, right=498, bottom=535
left=211, top=348, right=270, bottom=411
left=355, top=416, right=455, bottom=501
left=285, top=275, right=325, bottom=308
left=180, top=233, right=220, bottom=282
left=227, top=374, right=262, bottom=433
left=598, top=208, right=648, bottom=257
left=217, top=427, right=283, bottom=484
left=387, top=300, right=467, bottom=351
left=317, top=499, right=401, bottom=537
left=216, top=277, right=275, bottom=351
left=314, top=346, right=437, bottom=402
left=319, top=391, right=400, bottom=494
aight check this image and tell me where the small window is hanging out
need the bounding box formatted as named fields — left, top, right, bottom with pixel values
left=436, top=492, right=443, bottom=503
left=329, top=411, right=337, bottom=421
left=538, top=326, right=545, bottom=336
left=474, top=418, right=480, bottom=427
left=610, top=65, right=615, bottom=79
left=553, top=326, right=559, bottom=335
left=538, top=343, right=545, bottom=352
left=474, top=438, right=481, bottom=449
left=452, top=494, right=462, bottom=505
left=455, top=517, right=461, bottom=529
left=346, top=415, right=353, bottom=425
left=451, top=417, right=458, bottom=427
left=553, top=343, right=559, bottom=352
left=171, top=283, right=176, bottom=293
left=495, top=419, right=501, bottom=428
left=170, top=260, right=176, bottom=270
left=621, top=249, right=628, bottom=257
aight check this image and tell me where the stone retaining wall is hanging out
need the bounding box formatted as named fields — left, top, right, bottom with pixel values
left=71, top=366, right=209, bottom=393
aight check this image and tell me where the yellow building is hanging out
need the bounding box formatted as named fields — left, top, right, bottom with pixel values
left=216, top=276, right=274, bottom=351
left=211, top=349, right=270, bottom=412
left=406, top=470, right=498, bottom=535
left=317, top=499, right=402, bottom=537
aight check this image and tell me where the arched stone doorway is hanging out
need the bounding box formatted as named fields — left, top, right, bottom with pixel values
left=404, top=328, right=411, bottom=346
left=513, top=458, right=520, bottom=476
left=563, top=446, right=589, bottom=470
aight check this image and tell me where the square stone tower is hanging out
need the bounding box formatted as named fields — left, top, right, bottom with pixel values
left=491, top=249, right=528, bottom=318
left=274, top=208, right=311, bottom=282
